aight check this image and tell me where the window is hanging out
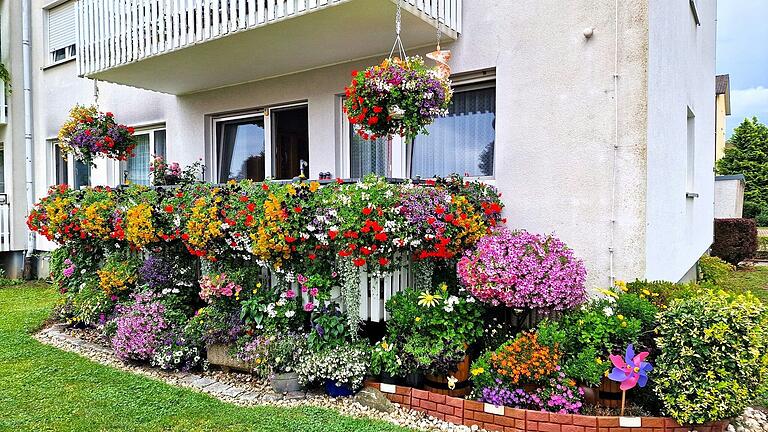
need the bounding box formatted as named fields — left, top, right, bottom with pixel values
left=686, top=107, right=696, bottom=194
left=213, top=104, right=309, bottom=183
left=411, top=83, right=496, bottom=178
left=123, top=128, right=166, bottom=185
left=48, top=140, right=90, bottom=188
left=47, top=1, right=76, bottom=65
left=350, top=134, right=388, bottom=178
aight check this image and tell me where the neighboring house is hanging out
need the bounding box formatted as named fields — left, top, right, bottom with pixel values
left=0, top=0, right=716, bottom=287
left=715, top=74, right=731, bottom=161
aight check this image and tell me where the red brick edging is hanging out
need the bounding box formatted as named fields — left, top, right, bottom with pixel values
left=364, top=381, right=729, bottom=432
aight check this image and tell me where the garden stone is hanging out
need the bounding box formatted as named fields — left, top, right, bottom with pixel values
left=221, top=386, right=247, bottom=398
left=354, top=387, right=395, bottom=414
left=206, top=382, right=234, bottom=396
left=191, top=376, right=217, bottom=389
left=283, top=391, right=306, bottom=400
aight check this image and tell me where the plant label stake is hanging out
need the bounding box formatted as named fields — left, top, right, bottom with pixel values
left=608, top=344, right=653, bottom=416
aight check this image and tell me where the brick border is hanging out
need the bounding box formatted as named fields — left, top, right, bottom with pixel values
left=365, top=381, right=729, bottom=432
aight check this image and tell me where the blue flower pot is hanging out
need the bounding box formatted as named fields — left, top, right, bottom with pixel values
left=324, top=380, right=355, bottom=398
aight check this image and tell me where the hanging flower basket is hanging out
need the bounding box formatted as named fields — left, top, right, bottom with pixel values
left=57, top=104, right=137, bottom=165
left=343, top=56, right=452, bottom=140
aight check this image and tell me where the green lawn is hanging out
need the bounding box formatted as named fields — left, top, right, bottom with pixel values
left=718, top=265, right=768, bottom=303
left=0, top=283, right=409, bottom=432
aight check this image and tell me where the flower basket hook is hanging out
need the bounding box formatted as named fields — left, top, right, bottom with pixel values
left=388, top=0, right=407, bottom=60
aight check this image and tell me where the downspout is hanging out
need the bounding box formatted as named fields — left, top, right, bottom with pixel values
left=608, top=0, right=619, bottom=287
left=21, top=0, right=36, bottom=280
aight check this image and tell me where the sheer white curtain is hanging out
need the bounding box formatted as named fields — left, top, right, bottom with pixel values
left=411, top=85, right=496, bottom=178
left=350, top=132, right=388, bottom=178
left=127, top=133, right=151, bottom=185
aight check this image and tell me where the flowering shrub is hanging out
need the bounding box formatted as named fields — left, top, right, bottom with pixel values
left=457, top=228, right=587, bottom=313
left=235, top=335, right=271, bottom=375
left=655, top=290, right=768, bottom=424
left=150, top=333, right=207, bottom=372
left=58, top=105, right=136, bottom=164
left=198, top=273, right=242, bottom=303
left=296, top=344, right=370, bottom=390
left=150, top=156, right=204, bottom=186
left=343, top=56, right=452, bottom=140
left=112, top=292, right=169, bottom=361
left=97, top=253, right=141, bottom=296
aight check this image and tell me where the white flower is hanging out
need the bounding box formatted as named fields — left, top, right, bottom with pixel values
left=285, top=310, right=296, bottom=318
left=443, top=305, right=454, bottom=313
left=603, top=306, right=614, bottom=317
left=466, top=297, right=476, bottom=303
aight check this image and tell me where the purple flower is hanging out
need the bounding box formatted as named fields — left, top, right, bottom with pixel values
left=111, top=292, right=168, bottom=361
left=457, top=228, right=587, bottom=313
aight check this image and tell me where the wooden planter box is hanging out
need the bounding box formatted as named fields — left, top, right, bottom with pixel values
left=364, top=380, right=730, bottom=432
left=206, top=343, right=253, bottom=373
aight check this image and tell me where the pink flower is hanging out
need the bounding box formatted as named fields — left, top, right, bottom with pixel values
left=310, top=287, right=319, bottom=297
left=301, top=285, right=308, bottom=293
left=285, top=290, right=297, bottom=299
left=304, top=302, right=315, bottom=312
left=296, top=274, right=308, bottom=284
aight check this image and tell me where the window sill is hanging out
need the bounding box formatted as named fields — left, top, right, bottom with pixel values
left=42, top=57, right=76, bottom=71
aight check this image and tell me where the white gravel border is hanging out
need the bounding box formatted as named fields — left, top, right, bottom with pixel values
left=35, top=324, right=482, bottom=432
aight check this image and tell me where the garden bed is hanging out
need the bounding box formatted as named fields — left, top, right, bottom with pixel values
left=365, top=381, right=729, bottom=432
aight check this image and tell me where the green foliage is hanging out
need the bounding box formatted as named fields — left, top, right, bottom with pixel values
left=757, top=211, right=768, bottom=228
left=655, top=289, right=768, bottom=424
left=0, top=62, right=10, bottom=91
left=759, top=236, right=768, bottom=252
left=267, top=333, right=307, bottom=374
left=717, top=117, right=768, bottom=218
left=307, top=304, right=351, bottom=352
left=369, top=338, right=401, bottom=377
left=0, top=284, right=410, bottom=431
left=697, top=255, right=734, bottom=285
left=561, top=346, right=605, bottom=388
left=626, top=280, right=698, bottom=308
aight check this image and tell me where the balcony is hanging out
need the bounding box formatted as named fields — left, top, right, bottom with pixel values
left=76, top=0, right=461, bottom=94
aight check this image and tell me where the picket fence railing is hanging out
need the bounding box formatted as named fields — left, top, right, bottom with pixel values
left=76, top=0, right=462, bottom=77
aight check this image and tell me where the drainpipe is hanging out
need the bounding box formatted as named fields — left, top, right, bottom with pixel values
left=608, top=0, right=619, bottom=288
left=21, top=0, right=36, bottom=280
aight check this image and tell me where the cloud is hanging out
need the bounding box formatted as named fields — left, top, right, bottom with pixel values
left=727, top=87, right=768, bottom=136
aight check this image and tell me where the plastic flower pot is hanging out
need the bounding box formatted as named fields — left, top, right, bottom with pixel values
left=380, top=372, right=398, bottom=385
left=324, top=380, right=355, bottom=398
left=270, top=372, right=302, bottom=394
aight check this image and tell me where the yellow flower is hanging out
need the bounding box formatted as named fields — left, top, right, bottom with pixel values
left=642, top=289, right=651, bottom=296
left=597, top=288, right=619, bottom=299
left=615, top=280, right=628, bottom=292
left=621, top=321, right=627, bottom=327
left=471, top=367, right=485, bottom=376
left=417, top=291, right=443, bottom=307
left=415, top=317, right=421, bottom=322
left=617, top=314, right=625, bottom=320
left=596, top=357, right=603, bottom=364
left=439, top=282, right=448, bottom=292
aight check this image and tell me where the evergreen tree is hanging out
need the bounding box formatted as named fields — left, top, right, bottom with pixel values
left=717, top=117, right=768, bottom=220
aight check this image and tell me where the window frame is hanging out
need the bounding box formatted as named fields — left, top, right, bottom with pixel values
left=209, top=102, right=308, bottom=183
left=340, top=72, right=497, bottom=181
left=47, top=139, right=90, bottom=189
left=118, top=125, right=167, bottom=185
left=44, top=0, right=77, bottom=68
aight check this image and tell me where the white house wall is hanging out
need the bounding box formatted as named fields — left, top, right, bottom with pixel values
left=16, top=0, right=715, bottom=290
left=646, top=0, right=716, bottom=282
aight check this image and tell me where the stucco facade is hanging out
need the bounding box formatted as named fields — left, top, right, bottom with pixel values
left=0, top=0, right=717, bottom=287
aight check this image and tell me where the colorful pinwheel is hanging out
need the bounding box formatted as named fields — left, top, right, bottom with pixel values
left=608, top=344, right=653, bottom=391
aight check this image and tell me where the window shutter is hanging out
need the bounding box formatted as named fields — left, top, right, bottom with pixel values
left=48, top=1, right=76, bottom=53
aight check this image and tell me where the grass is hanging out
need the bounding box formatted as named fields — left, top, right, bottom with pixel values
left=717, top=265, right=768, bottom=303
left=0, top=283, right=410, bottom=432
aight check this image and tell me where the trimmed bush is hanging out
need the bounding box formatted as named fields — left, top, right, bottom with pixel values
left=711, top=218, right=758, bottom=265
left=655, top=290, right=768, bottom=424
left=697, top=255, right=734, bottom=285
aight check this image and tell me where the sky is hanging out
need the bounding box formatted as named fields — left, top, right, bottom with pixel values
left=716, top=0, right=768, bottom=137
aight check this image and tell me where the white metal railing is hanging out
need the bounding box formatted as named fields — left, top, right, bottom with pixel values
left=76, top=0, right=462, bottom=77
left=277, top=255, right=412, bottom=322
left=0, top=204, right=10, bottom=252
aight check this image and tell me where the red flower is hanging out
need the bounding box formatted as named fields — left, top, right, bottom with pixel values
left=164, top=205, right=174, bottom=213
left=285, top=235, right=297, bottom=243
left=127, top=127, right=135, bottom=134
left=444, top=214, right=454, bottom=223
left=239, top=195, right=248, bottom=202
left=293, top=206, right=302, bottom=213
left=427, top=217, right=436, bottom=225
left=262, top=184, right=269, bottom=191
left=367, top=116, right=379, bottom=125
left=336, top=178, right=344, bottom=185
left=362, top=207, right=372, bottom=216
left=351, top=70, right=358, bottom=77
left=373, top=106, right=383, bottom=113
left=308, top=253, right=317, bottom=260
left=247, top=203, right=256, bottom=212
left=328, top=230, right=339, bottom=240
left=245, top=214, right=254, bottom=226
left=378, top=257, right=389, bottom=266
left=374, top=232, right=388, bottom=242
left=353, top=258, right=366, bottom=267
left=181, top=233, right=190, bottom=240
left=435, top=206, right=445, bottom=215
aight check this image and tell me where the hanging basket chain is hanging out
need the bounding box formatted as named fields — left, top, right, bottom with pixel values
left=388, top=0, right=406, bottom=59
left=93, top=78, right=100, bottom=108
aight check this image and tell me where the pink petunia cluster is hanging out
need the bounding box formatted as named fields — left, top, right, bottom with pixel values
left=457, top=228, right=587, bottom=313
left=199, top=273, right=242, bottom=303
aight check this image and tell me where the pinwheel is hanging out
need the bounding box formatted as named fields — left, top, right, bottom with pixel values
left=608, top=344, right=653, bottom=415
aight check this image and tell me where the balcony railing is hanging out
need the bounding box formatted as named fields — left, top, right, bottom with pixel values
left=76, top=0, right=462, bottom=80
